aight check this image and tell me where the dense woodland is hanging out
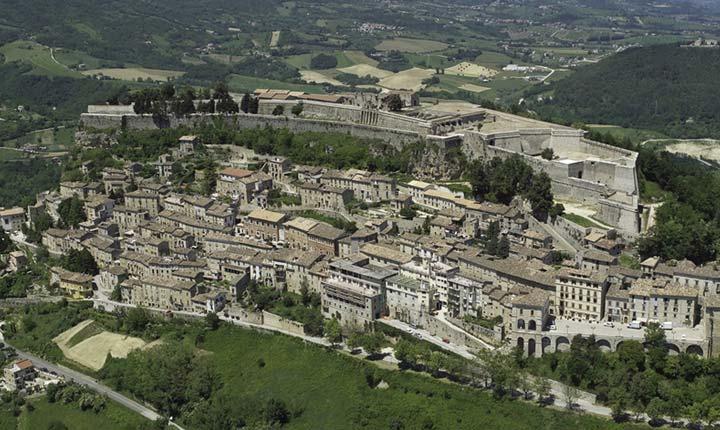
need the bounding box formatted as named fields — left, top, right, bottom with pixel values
left=0, top=159, right=61, bottom=208
left=531, top=44, right=720, bottom=139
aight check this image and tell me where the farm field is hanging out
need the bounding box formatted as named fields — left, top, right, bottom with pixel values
left=270, top=30, right=281, bottom=47
left=376, top=37, right=449, bottom=53
left=228, top=74, right=326, bottom=93
left=0, top=41, right=81, bottom=78
left=662, top=139, right=720, bottom=163
left=2, top=127, right=75, bottom=152
left=445, top=61, right=498, bottom=78
left=337, top=64, right=394, bottom=79
left=459, top=83, right=491, bottom=93
left=298, top=70, right=343, bottom=86
left=81, top=67, right=184, bottom=82
left=378, top=67, right=434, bottom=91
left=17, top=397, right=147, bottom=430
left=53, top=320, right=148, bottom=371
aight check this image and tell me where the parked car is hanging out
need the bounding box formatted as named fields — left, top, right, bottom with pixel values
left=603, top=321, right=614, bottom=328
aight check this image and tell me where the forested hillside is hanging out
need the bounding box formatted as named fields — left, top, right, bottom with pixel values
left=531, top=44, right=720, bottom=138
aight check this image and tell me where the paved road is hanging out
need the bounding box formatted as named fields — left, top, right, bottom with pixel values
left=9, top=346, right=163, bottom=421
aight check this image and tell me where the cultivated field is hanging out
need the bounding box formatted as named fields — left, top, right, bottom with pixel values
left=459, top=83, right=491, bottom=93
left=270, top=30, right=281, bottom=47
left=53, top=320, right=147, bottom=371
left=663, top=139, right=720, bottom=163
left=337, top=64, right=393, bottom=79
left=299, top=70, right=343, bottom=86
left=445, top=61, right=498, bottom=78
left=376, top=37, right=449, bottom=53
left=343, top=50, right=378, bottom=66
left=378, top=67, right=434, bottom=91
left=0, top=40, right=80, bottom=78
left=81, top=67, right=184, bottom=82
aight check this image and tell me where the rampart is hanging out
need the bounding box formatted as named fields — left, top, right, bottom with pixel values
left=79, top=112, right=424, bottom=148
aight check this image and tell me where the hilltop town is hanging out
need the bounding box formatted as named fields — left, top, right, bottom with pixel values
left=0, top=88, right=716, bottom=360
left=0, top=85, right=719, bottom=428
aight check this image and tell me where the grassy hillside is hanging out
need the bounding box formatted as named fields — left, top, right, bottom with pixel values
left=531, top=44, right=720, bottom=138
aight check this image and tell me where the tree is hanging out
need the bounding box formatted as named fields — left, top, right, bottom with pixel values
left=469, top=160, right=490, bottom=199
left=323, top=318, right=342, bottom=347
left=399, top=207, right=417, bottom=219
left=644, top=322, right=668, bottom=372
left=561, top=384, right=579, bottom=410
left=62, top=249, right=99, bottom=275
left=125, top=307, right=150, bottom=333
left=549, top=203, right=565, bottom=221
left=518, top=372, right=533, bottom=400
left=645, top=397, right=665, bottom=425
left=497, top=236, right=510, bottom=258
left=205, top=312, right=220, bottom=330
left=359, top=332, right=384, bottom=357
left=110, top=284, right=122, bottom=301
left=58, top=196, right=86, bottom=228
left=291, top=102, right=304, bottom=117
left=533, top=376, right=551, bottom=404
left=0, top=229, right=11, bottom=254
left=264, top=398, right=290, bottom=425
left=310, top=53, right=338, bottom=69
left=240, top=93, right=250, bottom=113
left=272, top=105, right=285, bottom=116
left=525, top=172, right=554, bottom=221
left=248, top=97, right=259, bottom=114
left=386, top=94, right=403, bottom=112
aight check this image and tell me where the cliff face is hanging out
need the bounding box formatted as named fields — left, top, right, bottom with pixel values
left=412, top=145, right=467, bottom=181
left=74, top=130, right=118, bottom=148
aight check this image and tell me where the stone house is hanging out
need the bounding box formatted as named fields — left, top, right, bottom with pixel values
left=121, top=276, right=198, bottom=311
left=125, top=191, right=162, bottom=217
left=244, top=209, right=287, bottom=242
left=298, top=183, right=353, bottom=213
left=4, top=359, right=36, bottom=391
left=0, top=207, right=25, bottom=232
left=51, top=267, right=94, bottom=299
left=385, top=274, right=436, bottom=326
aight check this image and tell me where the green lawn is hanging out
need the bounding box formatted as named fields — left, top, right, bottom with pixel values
left=562, top=213, right=605, bottom=229
left=197, top=325, right=642, bottom=430
left=19, top=397, right=148, bottom=430
left=0, top=41, right=82, bottom=78
left=227, top=74, right=326, bottom=93
left=586, top=124, right=668, bottom=144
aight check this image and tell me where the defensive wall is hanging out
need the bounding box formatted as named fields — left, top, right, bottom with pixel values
left=81, top=103, right=641, bottom=233
left=80, top=111, right=424, bottom=148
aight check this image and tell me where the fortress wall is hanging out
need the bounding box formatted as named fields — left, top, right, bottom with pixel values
left=258, top=99, right=433, bottom=134
left=79, top=113, right=424, bottom=148
left=87, top=105, right=135, bottom=115
left=597, top=198, right=640, bottom=235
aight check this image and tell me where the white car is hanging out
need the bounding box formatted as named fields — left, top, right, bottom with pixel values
left=549, top=324, right=557, bottom=331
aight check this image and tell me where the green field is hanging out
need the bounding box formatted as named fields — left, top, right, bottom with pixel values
left=198, top=325, right=640, bottom=430
left=2, top=127, right=75, bottom=152
left=0, top=41, right=82, bottom=78
left=586, top=124, right=668, bottom=144
left=376, top=37, right=449, bottom=53
left=228, top=74, right=326, bottom=93
left=562, top=213, right=605, bottom=229
left=18, top=397, right=148, bottom=430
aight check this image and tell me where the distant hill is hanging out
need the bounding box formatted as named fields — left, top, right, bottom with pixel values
left=531, top=44, right=720, bottom=138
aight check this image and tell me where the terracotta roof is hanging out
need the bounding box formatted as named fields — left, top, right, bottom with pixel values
left=219, top=167, right=253, bottom=179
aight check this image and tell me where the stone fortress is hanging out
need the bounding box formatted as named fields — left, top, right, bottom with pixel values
left=81, top=89, right=641, bottom=234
